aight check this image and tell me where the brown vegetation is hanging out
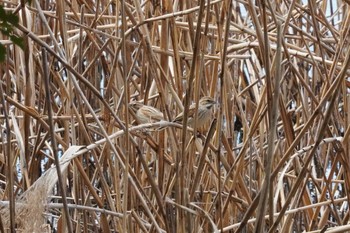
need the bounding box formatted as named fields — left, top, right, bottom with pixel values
left=1, top=0, right=350, bottom=232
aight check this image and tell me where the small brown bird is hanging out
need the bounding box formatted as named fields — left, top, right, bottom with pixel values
left=173, top=96, right=216, bottom=128
left=129, top=102, right=164, bottom=124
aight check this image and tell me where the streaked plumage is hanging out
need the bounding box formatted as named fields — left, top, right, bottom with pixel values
left=129, top=102, right=164, bottom=123
left=173, top=96, right=216, bottom=128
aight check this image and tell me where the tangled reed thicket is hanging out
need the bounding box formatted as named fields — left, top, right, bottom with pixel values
left=1, top=0, right=350, bottom=232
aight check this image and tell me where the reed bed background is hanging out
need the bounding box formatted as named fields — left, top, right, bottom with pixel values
left=1, top=0, right=350, bottom=232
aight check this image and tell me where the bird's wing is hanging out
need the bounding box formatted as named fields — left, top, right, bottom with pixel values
left=173, top=103, right=196, bottom=122
left=142, top=107, right=164, bottom=120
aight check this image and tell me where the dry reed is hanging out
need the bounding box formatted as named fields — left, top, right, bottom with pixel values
left=0, top=0, right=350, bottom=232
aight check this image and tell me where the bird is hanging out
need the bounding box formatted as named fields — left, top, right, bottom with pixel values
left=129, top=101, right=164, bottom=124
left=173, top=96, right=216, bottom=129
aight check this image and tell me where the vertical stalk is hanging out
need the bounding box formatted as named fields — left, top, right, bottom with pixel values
left=254, top=21, right=282, bottom=233
left=178, top=1, right=206, bottom=232
left=217, top=0, right=233, bottom=230
left=120, top=0, right=130, bottom=231
left=0, top=52, right=13, bottom=233
left=42, top=48, right=73, bottom=233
